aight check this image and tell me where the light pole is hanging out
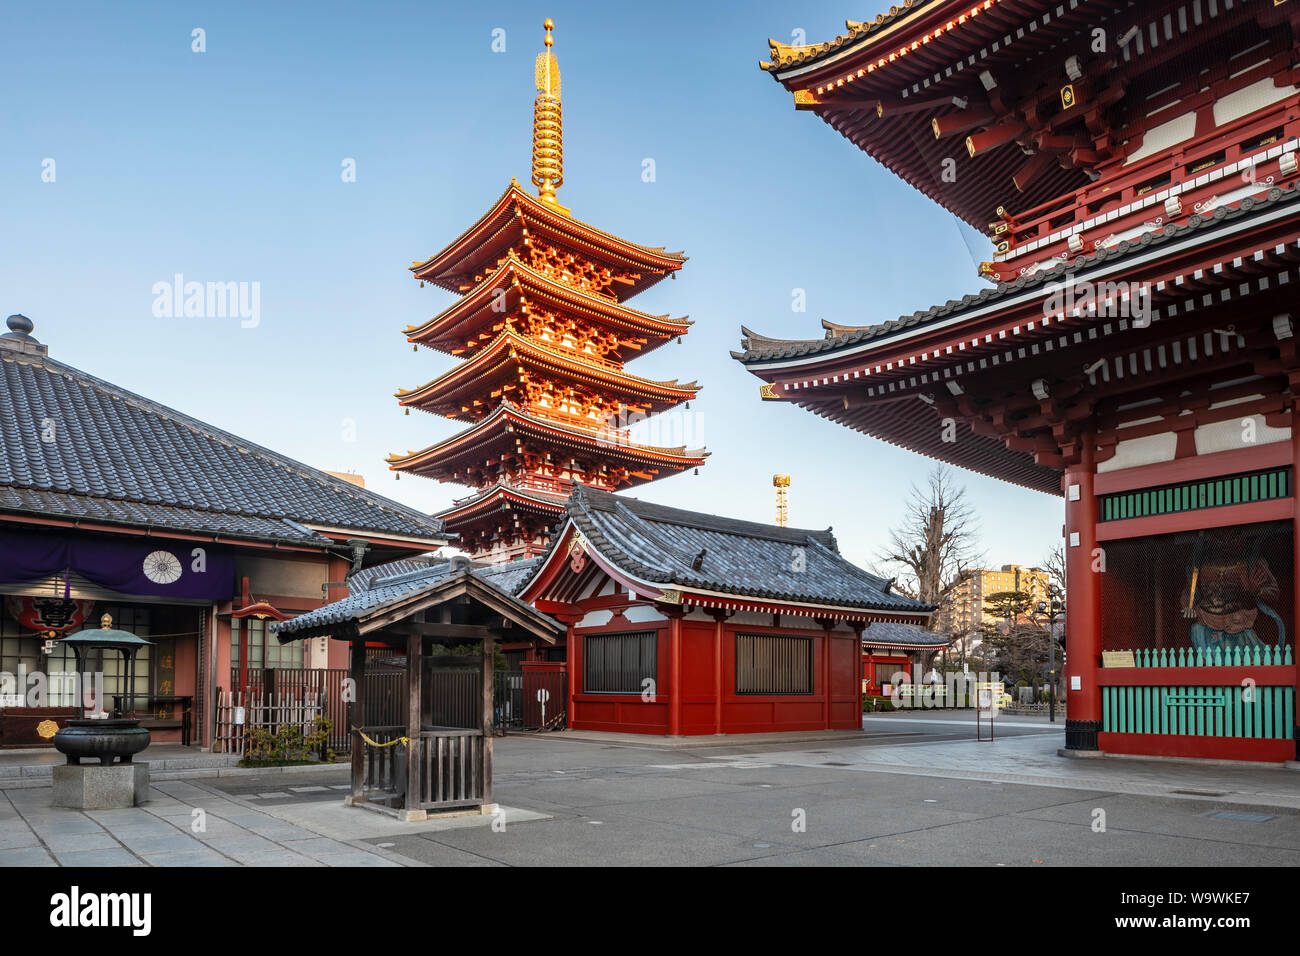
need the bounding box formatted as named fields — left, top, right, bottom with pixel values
left=1034, top=587, right=1065, bottom=723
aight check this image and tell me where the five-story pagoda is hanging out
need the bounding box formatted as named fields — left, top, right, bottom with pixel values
left=389, top=21, right=707, bottom=561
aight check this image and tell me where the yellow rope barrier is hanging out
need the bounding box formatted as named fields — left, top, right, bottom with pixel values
left=351, top=727, right=409, bottom=748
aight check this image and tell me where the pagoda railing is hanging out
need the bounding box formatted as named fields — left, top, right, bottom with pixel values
left=997, top=106, right=1300, bottom=267
left=453, top=473, right=613, bottom=506
left=524, top=405, right=636, bottom=443
left=1105, top=646, right=1292, bottom=668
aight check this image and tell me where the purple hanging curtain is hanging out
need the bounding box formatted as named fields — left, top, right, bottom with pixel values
left=0, top=529, right=234, bottom=601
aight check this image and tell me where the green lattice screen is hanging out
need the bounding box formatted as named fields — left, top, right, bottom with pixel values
left=1099, top=468, right=1291, bottom=522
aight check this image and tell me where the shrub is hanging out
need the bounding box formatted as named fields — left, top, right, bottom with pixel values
left=242, top=716, right=334, bottom=767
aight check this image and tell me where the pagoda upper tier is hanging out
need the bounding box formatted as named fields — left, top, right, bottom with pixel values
left=404, top=252, right=693, bottom=361
left=762, top=0, right=1300, bottom=282
left=394, top=326, right=700, bottom=422
left=387, top=401, right=707, bottom=491
left=390, top=20, right=706, bottom=561
left=411, top=179, right=687, bottom=301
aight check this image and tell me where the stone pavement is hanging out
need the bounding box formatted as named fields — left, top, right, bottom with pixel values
left=0, top=776, right=544, bottom=867
left=0, top=745, right=238, bottom=789
left=699, top=717, right=1300, bottom=811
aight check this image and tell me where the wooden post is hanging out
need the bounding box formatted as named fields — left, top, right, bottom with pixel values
left=709, top=609, right=729, bottom=734
left=349, top=636, right=366, bottom=802
left=668, top=610, right=683, bottom=737
left=816, top=618, right=834, bottom=729
left=482, top=629, right=494, bottom=805
left=564, top=621, right=577, bottom=731
left=1064, top=430, right=1102, bottom=751
left=406, top=631, right=423, bottom=813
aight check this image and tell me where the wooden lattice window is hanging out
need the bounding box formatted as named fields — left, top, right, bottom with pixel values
left=583, top=631, right=656, bottom=694
left=735, top=634, right=813, bottom=695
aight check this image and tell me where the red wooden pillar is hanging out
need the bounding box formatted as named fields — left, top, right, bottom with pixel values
left=1064, top=432, right=1102, bottom=750
left=667, top=609, right=684, bottom=736
left=348, top=636, right=366, bottom=802
left=709, top=609, right=730, bottom=734
left=564, top=621, right=577, bottom=730
left=816, top=618, right=834, bottom=729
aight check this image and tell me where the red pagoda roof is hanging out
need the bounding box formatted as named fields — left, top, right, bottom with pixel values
left=759, top=0, right=1273, bottom=230
left=735, top=184, right=1300, bottom=493
left=387, top=400, right=708, bottom=487
left=434, top=481, right=569, bottom=527
left=410, top=180, right=687, bottom=299
left=404, top=254, right=691, bottom=359
left=395, top=328, right=700, bottom=421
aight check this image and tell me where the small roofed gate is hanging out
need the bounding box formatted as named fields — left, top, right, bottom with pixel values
left=270, top=560, right=561, bottom=821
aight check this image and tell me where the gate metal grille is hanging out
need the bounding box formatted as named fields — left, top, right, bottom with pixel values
left=493, top=670, right=567, bottom=730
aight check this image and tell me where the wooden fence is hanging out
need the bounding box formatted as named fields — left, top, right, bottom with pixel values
left=213, top=688, right=324, bottom=756
left=357, top=726, right=489, bottom=811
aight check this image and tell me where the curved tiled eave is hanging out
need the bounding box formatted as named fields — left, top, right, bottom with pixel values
left=387, top=403, right=708, bottom=479
left=798, top=395, right=1060, bottom=495
left=434, top=484, right=568, bottom=525
left=765, top=0, right=1113, bottom=228
left=411, top=183, right=686, bottom=299
left=395, top=331, right=700, bottom=418
left=737, top=183, right=1300, bottom=366
left=819, top=104, right=1090, bottom=230
left=566, top=496, right=934, bottom=614
left=768, top=0, right=1096, bottom=92
left=405, top=256, right=690, bottom=358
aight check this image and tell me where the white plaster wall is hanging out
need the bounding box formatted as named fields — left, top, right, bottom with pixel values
left=624, top=604, right=667, bottom=624
left=1124, top=111, right=1196, bottom=165
left=1096, top=431, right=1178, bottom=473
left=1213, top=77, right=1296, bottom=126
left=1194, top=414, right=1290, bottom=455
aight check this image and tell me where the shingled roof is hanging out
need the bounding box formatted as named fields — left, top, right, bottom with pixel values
left=0, top=317, right=448, bottom=547
left=733, top=183, right=1300, bottom=365
left=861, top=620, right=950, bottom=647
left=272, top=557, right=550, bottom=638
left=556, top=487, right=933, bottom=615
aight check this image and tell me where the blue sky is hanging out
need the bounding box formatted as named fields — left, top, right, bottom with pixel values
left=0, top=1, right=1063, bottom=572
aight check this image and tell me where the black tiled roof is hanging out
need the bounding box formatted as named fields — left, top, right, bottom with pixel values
left=762, top=0, right=939, bottom=74
left=861, top=621, right=950, bottom=647
left=349, top=556, right=440, bottom=592
left=557, top=487, right=933, bottom=615
left=273, top=557, right=548, bottom=636
left=0, top=336, right=447, bottom=546
left=733, top=184, right=1300, bottom=364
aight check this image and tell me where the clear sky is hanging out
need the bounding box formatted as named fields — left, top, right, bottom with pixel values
left=0, top=0, right=1063, bottom=572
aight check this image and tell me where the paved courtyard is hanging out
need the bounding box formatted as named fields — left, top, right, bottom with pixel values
left=3, top=712, right=1298, bottom=866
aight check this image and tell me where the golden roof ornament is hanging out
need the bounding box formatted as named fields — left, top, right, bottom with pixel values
left=532, top=19, right=570, bottom=215
left=101, top=613, right=113, bottom=629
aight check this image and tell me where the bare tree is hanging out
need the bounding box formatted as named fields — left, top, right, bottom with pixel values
left=877, top=467, right=983, bottom=638
left=1043, top=543, right=1067, bottom=597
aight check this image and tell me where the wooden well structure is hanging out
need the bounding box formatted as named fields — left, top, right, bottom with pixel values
left=272, top=562, right=560, bottom=821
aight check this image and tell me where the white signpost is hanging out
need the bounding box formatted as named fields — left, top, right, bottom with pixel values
left=976, top=681, right=1003, bottom=741
left=537, top=688, right=550, bottom=727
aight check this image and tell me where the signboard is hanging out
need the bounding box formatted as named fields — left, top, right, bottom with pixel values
left=1102, top=650, right=1136, bottom=668
left=977, top=688, right=992, bottom=709
left=233, top=706, right=246, bottom=726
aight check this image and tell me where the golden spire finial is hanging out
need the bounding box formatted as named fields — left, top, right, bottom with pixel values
left=532, top=18, right=568, bottom=214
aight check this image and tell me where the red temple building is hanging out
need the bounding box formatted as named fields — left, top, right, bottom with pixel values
left=738, top=0, right=1300, bottom=761
left=389, top=22, right=707, bottom=561
left=517, top=488, right=933, bottom=735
